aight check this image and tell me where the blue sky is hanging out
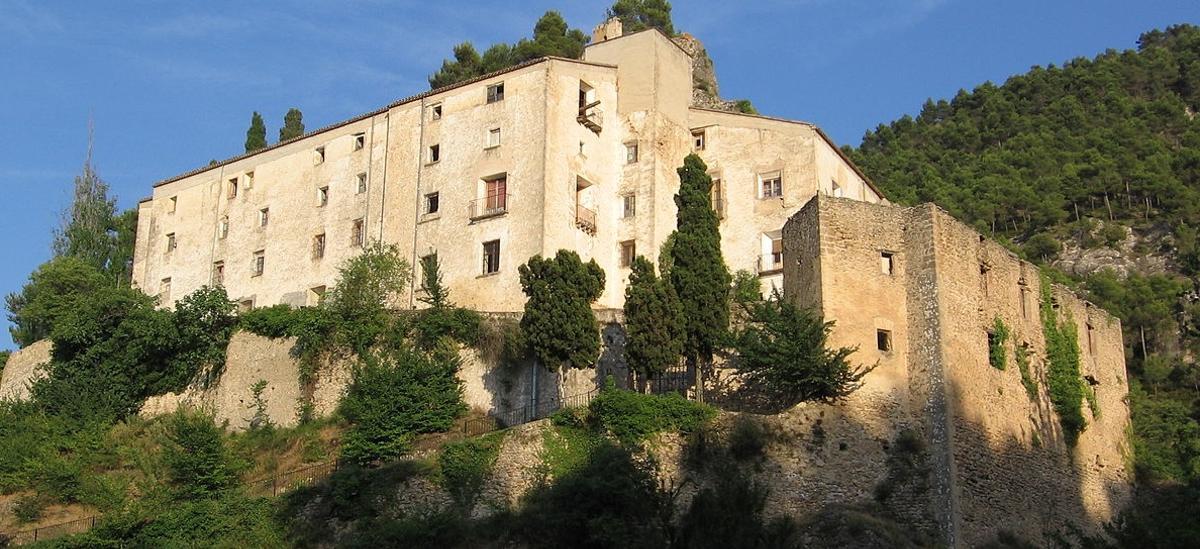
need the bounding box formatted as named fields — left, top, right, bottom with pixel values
left=0, top=0, right=1195, bottom=350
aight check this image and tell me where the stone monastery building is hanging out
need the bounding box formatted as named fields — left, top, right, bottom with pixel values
left=131, top=24, right=882, bottom=311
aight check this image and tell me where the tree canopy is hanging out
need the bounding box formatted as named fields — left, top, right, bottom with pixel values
left=669, top=154, right=731, bottom=366
left=607, top=0, right=675, bottom=35
left=279, top=108, right=305, bottom=142
left=428, top=11, right=588, bottom=89
left=623, top=256, right=684, bottom=380
left=245, top=111, right=267, bottom=152
left=518, top=250, right=605, bottom=375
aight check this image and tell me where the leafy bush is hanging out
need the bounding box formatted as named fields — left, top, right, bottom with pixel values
left=519, top=250, right=605, bottom=375
left=1014, top=342, right=1038, bottom=400
left=238, top=304, right=305, bottom=339
left=731, top=269, right=763, bottom=305
left=587, top=382, right=714, bottom=444
left=728, top=415, right=769, bottom=461
left=1040, top=276, right=1087, bottom=445
left=988, top=317, right=1010, bottom=370
left=1022, top=233, right=1062, bottom=262
left=5, top=256, right=109, bottom=348
left=163, top=409, right=236, bottom=499
left=677, top=473, right=791, bottom=549
left=733, top=292, right=874, bottom=404
left=439, top=432, right=504, bottom=512
left=322, top=242, right=411, bottom=355
left=339, top=346, right=466, bottom=465
left=56, top=492, right=287, bottom=548
left=473, top=316, right=528, bottom=365
left=623, top=256, right=684, bottom=380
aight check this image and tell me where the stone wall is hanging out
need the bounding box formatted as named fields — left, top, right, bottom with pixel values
left=782, top=195, right=1133, bottom=546
left=0, top=340, right=51, bottom=401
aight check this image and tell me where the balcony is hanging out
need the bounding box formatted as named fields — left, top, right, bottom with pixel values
left=575, top=205, right=597, bottom=235
left=577, top=101, right=603, bottom=133
left=757, top=253, right=784, bottom=275
left=469, top=195, right=509, bottom=221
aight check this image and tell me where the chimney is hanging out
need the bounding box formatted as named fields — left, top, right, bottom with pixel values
left=592, top=17, right=623, bottom=43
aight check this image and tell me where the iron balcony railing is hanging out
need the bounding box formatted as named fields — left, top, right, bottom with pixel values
left=577, top=101, right=603, bottom=133
left=757, top=252, right=784, bottom=274
left=575, top=204, right=597, bottom=234
left=469, top=194, right=510, bottom=220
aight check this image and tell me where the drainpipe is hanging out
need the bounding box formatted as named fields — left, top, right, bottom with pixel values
left=408, top=100, right=427, bottom=309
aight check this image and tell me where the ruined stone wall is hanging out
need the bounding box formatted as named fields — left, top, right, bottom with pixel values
left=0, top=340, right=51, bottom=401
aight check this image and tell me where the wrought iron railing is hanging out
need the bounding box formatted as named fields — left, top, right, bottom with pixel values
left=575, top=205, right=597, bottom=234
left=470, top=194, right=510, bottom=220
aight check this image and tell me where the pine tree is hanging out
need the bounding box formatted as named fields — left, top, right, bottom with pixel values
left=669, top=154, right=731, bottom=388
left=518, top=250, right=605, bottom=398
left=279, top=108, right=305, bottom=142
left=428, top=11, right=588, bottom=89
left=52, top=149, right=117, bottom=274
left=245, top=111, right=267, bottom=152
left=623, top=256, right=684, bottom=384
left=607, top=0, right=675, bottom=35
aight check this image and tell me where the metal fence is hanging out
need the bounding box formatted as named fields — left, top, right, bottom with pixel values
left=4, top=515, right=97, bottom=546
left=246, top=460, right=340, bottom=498
left=461, top=388, right=598, bottom=436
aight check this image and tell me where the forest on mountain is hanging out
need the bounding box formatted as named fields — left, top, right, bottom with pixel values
left=848, top=24, right=1200, bottom=545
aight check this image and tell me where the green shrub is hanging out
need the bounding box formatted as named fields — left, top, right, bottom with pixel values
left=677, top=473, right=784, bottom=549
left=539, top=423, right=604, bottom=479
left=238, top=304, right=304, bottom=339
left=163, top=409, right=235, bottom=499
left=342, top=512, right=469, bottom=549
left=56, top=491, right=287, bottom=548
left=339, top=346, right=466, bottom=465
left=13, top=493, right=48, bottom=523
left=1014, top=342, right=1038, bottom=400
left=730, top=269, right=762, bottom=305
left=1022, top=233, right=1062, bottom=262
left=1100, top=222, right=1127, bottom=247
left=733, top=292, right=874, bottom=404
left=5, top=256, right=109, bottom=348
left=518, top=250, right=605, bottom=376
left=439, top=432, right=504, bottom=512
left=728, top=415, right=769, bottom=461
left=1040, top=274, right=1087, bottom=445
left=473, top=316, right=528, bottom=365
left=988, top=317, right=1010, bottom=370
left=587, top=382, right=714, bottom=444
left=412, top=306, right=483, bottom=351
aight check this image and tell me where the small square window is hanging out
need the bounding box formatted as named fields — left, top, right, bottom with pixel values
left=761, top=173, right=783, bottom=199
left=258, top=208, right=270, bottom=227
left=317, top=186, right=329, bottom=207
left=482, top=239, right=501, bottom=274
left=430, top=103, right=442, bottom=120
left=165, top=233, right=177, bottom=252
left=486, top=83, right=505, bottom=103
left=168, top=196, right=178, bottom=213
left=351, top=218, right=365, bottom=247
left=428, top=144, right=440, bottom=164
left=312, top=233, right=326, bottom=260
left=315, top=146, right=326, bottom=165
left=245, top=171, right=254, bottom=189
left=620, top=240, right=636, bottom=268
left=252, top=250, right=265, bottom=277
left=228, top=178, right=239, bottom=199
left=356, top=173, right=368, bottom=194
left=239, top=299, right=255, bottom=312
left=212, top=262, right=224, bottom=285
left=625, top=142, right=639, bottom=164
left=307, top=286, right=326, bottom=307
left=881, top=252, right=895, bottom=275
left=353, top=133, right=365, bottom=151
left=487, top=127, right=501, bottom=148
left=692, top=130, right=705, bottom=151
left=877, top=329, right=893, bottom=352
left=832, top=180, right=843, bottom=198
left=425, top=192, right=440, bottom=215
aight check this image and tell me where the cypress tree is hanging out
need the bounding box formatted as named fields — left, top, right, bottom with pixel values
left=245, top=111, right=267, bottom=152
left=623, top=256, right=684, bottom=384
left=518, top=250, right=605, bottom=398
left=669, top=154, right=731, bottom=382
left=52, top=149, right=118, bottom=275
left=279, top=108, right=305, bottom=142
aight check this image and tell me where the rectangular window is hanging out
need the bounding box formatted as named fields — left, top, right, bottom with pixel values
left=239, top=299, right=255, bottom=312
left=307, top=286, right=326, bottom=307
left=228, top=178, right=239, bottom=199
left=832, top=180, right=843, bottom=198
left=485, top=174, right=507, bottom=211
left=711, top=178, right=724, bottom=219
left=315, top=146, right=325, bottom=165
left=351, top=218, right=364, bottom=247
left=317, top=186, right=329, bottom=207
left=486, top=83, right=505, bottom=103
left=312, top=233, right=326, bottom=259
left=430, top=103, right=442, bottom=120
left=425, top=192, right=440, bottom=214
left=487, top=127, right=501, bottom=148
left=356, top=173, right=368, bottom=194
left=353, top=133, right=365, bottom=151
left=168, top=196, right=177, bottom=213
left=761, top=172, right=783, bottom=198
left=258, top=208, right=269, bottom=227
left=212, top=262, right=224, bottom=285
left=218, top=217, right=229, bottom=239
left=160, top=278, right=171, bottom=302
left=623, top=194, right=636, bottom=218
left=245, top=171, right=254, bottom=189
left=881, top=252, right=894, bottom=275
left=482, top=240, right=501, bottom=274
left=877, top=329, right=893, bottom=352
left=428, top=144, right=440, bottom=164
left=692, top=130, right=705, bottom=150
left=625, top=142, right=639, bottom=164
left=252, top=250, right=265, bottom=277
left=770, top=236, right=783, bottom=267
left=620, top=240, right=636, bottom=268
left=166, top=233, right=177, bottom=252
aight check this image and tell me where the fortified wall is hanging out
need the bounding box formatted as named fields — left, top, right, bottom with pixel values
left=782, top=195, right=1132, bottom=546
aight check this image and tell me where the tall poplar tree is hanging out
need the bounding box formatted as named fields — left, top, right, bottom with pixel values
left=668, top=154, right=730, bottom=387
left=623, top=256, right=684, bottom=384
left=279, top=108, right=305, bottom=142
left=52, top=149, right=117, bottom=274
left=245, top=111, right=267, bottom=152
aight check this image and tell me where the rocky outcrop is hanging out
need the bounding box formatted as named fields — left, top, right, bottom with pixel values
left=1053, top=221, right=1174, bottom=278
left=671, top=33, right=747, bottom=113
left=0, top=340, right=51, bottom=401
